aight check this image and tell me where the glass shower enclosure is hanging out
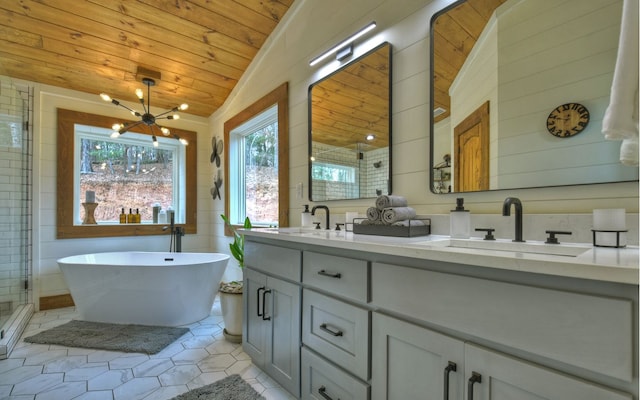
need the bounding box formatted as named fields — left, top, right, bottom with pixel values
left=0, top=76, right=34, bottom=358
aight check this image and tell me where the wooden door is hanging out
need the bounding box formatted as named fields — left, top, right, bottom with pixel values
left=454, top=101, right=490, bottom=192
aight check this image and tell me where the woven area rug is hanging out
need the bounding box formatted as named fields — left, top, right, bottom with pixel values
left=23, top=320, right=189, bottom=354
left=170, top=374, right=264, bottom=400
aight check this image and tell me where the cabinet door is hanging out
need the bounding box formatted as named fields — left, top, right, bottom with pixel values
left=372, top=313, right=464, bottom=400
left=464, top=344, right=632, bottom=400
left=243, top=268, right=267, bottom=364
left=264, top=276, right=301, bottom=397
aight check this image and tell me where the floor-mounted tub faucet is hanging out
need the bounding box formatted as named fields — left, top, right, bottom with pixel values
left=163, top=214, right=184, bottom=252
left=311, top=205, right=330, bottom=230
left=502, top=197, right=525, bottom=242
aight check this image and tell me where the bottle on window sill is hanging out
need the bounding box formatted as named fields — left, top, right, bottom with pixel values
left=135, top=208, right=141, bottom=223
left=119, top=208, right=126, bottom=224
left=126, top=208, right=133, bottom=224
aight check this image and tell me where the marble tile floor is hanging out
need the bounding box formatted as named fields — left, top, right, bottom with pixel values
left=0, top=298, right=297, bottom=400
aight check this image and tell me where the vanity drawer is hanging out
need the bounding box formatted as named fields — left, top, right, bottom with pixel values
left=302, top=289, right=370, bottom=381
left=303, top=251, right=369, bottom=303
left=245, top=242, right=301, bottom=281
left=371, top=262, right=633, bottom=382
left=301, top=346, right=370, bottom=400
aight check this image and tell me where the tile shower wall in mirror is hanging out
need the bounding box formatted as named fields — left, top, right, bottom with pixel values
left=309, top=42, right=392, bottom=201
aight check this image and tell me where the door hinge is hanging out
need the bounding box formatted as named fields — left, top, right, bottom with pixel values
left=24, top=280, right=28, bottom=290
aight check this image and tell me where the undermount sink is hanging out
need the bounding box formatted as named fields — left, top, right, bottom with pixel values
left=430, top=238, right=591, bottom=257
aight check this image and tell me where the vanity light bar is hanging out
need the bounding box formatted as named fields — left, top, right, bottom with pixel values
left=309, top=22, right=377, bottom=67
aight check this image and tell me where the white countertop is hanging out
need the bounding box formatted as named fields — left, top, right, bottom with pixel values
left=241, top=227, right=639, bottom=285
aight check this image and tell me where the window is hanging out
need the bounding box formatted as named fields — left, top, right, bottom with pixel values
left=311, top=162, right=357, bottom=183
left=57, top=108, right=197, bottom=239
left=74, top=126, right=185, bottom=224
left=229, top=106, right=278, bottom=225
left=224, top=83, right=289, bottom=229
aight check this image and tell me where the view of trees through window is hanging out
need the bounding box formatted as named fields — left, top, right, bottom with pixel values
left=79, top=138, right=174, bottom=223
left=244, top=122, right=278, bottom=225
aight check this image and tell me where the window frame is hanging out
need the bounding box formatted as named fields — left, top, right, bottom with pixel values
left=229, top=104, right=278, bottom=225
left=56, top=108, right=197, bottom=239
left=223, top=83, right=289, bottom=231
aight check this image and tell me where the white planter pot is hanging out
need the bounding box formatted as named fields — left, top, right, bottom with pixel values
left=219, top=288, right=243, bottom=343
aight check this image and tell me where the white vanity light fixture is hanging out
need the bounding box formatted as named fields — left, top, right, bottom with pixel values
left=309, top=22, right=377, bottom=67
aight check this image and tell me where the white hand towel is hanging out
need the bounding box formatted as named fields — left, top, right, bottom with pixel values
left=602, top=0, right=639, bottom=165
left=381, top=207, right=416, bottom=224
left=376, top=195, right=408, bottom=210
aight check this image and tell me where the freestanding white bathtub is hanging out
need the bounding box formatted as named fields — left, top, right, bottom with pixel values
left=58, top=252, right=229, bottom=326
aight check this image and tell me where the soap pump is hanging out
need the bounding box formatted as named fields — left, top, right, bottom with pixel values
left=301, top=204, right=312, bottom=228
left=450, top=198, right=471, bottom=239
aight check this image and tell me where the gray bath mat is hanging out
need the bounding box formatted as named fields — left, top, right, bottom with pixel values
left=170, top=374, right=265, bottom=400
left=23, top=320, right=189, bottom=354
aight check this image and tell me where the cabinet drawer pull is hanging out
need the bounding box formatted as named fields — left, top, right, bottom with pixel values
left=261, top=289, right=272, bottom=321
left=318, top=269, right=342, bottom=279
left=467, top=372, right=482, bottom=400
left=318, top=385, right=339, bottom=400
left=256, top=287, right=265, bottom=317
left=443, top=361, right=457, bottom=400
left=319, top=323, right=343, bottom=337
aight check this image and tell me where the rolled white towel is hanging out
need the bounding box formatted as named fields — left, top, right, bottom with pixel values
left=382, top=207, right=416, bottom=224
left=376, top=195, right=407, bottom=210
left=620, top=137, right=639, bottom=166
left=392, top=219, right=425, bottom=227
left=366, top=207, right=381, bottom=222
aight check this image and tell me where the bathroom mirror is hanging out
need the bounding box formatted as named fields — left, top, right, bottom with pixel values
left=309, top=42, right=392, bottom=201
left=430, top=0, right=638, bottom=193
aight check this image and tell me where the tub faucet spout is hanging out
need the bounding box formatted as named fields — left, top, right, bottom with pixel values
left=502, top=197, right=524, bottom=242
left=311, top=205, right=330, bottom=230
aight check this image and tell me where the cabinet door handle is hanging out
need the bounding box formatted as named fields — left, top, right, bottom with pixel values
left=261, top=289, right=272, bottom=321
left=318, top=385, right=339, bottom=400
left=256, top=287, right=265, bottom=317
left=467, top=372, right=482, bottom=400
left=319, top=323, right=343, bottom=337
left=318, top=269, right=342, bottom=279
left=443, top=361, right=457, bottom=400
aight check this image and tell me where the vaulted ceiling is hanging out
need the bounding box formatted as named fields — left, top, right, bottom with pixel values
left=0, top=0, right=294, bottom=118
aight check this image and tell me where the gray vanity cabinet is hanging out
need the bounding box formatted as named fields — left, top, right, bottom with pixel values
left=244, top=243, right=302, bottom=397
left=372, top=312, right=631, bottom=400
left=371, top=262, right=634, bottom=400
left=463, top=344, right=632, bottom=400
left=372, top=313, right=465, bottom=400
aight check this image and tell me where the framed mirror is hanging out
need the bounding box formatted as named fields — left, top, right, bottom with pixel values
left=430, top=0, right=638, bottom=194
left=309, top=42, right=392, bottom=201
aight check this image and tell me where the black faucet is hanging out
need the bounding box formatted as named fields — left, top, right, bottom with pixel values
left=502, top=197, right=524, bottom=242
left=311, top=205, right=330, bottom=230
left=163, top=213, right=184, bottom=252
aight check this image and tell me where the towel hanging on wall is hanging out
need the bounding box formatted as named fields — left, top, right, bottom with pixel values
left=602, top=0, right=639, bottom=166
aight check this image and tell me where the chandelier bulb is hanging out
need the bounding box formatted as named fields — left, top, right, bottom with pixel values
left=111, top=123, right=122, bottom=131
left=110, top=131, right=121, bottom=139
left=100, top=93, right=111, bottom=102
left=152, top=135, right=159, bottom=147
left=135, top=88, right=144, bottom=99
left=172, top=114, right=180, bottom=120
left=161, top=127, right=170, bottom=136
left=179, top=103, right=189, bottom=111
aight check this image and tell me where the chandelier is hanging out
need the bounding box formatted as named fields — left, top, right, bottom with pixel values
left=100, top=77, right=189, bottom=146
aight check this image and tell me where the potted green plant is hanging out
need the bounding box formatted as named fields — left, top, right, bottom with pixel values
left=219, top=215, right=251, bottom=343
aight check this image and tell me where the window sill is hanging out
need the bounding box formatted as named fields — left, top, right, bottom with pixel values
left=57, top=223, right=194, bottom=239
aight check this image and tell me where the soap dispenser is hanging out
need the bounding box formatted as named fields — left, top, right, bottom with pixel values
left=301, top=204, right=312, bottom=228
left=450, top=198, right=471, bottom=239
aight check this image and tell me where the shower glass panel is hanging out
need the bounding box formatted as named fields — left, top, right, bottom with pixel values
left=0, top=76, right=33, bottom=346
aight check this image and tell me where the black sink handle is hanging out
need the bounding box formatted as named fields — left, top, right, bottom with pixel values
left=545, top=230, right=572, bottom=244
left=475, top=228, right=495, bottom=240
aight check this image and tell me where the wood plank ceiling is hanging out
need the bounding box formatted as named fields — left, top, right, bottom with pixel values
left=0, top=0, right=294, bottom=118
left=432, top=0, right=507, bottom=122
